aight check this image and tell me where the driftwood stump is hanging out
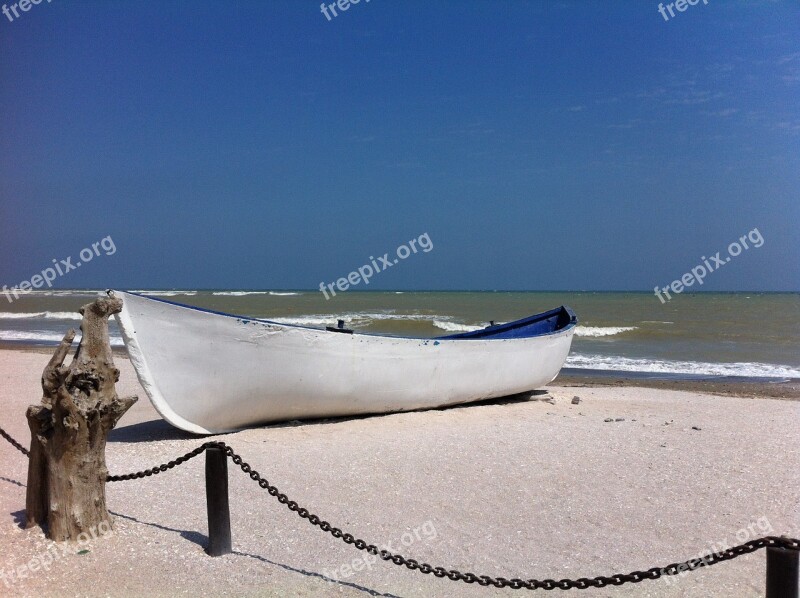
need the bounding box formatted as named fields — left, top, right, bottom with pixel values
left=25, top=294, right=137, bottom=541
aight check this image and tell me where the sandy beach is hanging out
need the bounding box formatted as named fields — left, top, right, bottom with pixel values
left=1, top=348, right=798, bottom=597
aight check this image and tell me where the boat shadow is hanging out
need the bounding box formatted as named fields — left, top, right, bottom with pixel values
left=110, top=510, right=403, bottom=597
left=108, top=419, right=200, bottom=443
left=260, top=389, right=546, bottom=431
left=108, top=390, right=546, bottom=442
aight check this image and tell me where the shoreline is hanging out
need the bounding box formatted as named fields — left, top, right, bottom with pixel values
left=554, top=370, right=800, bottom=400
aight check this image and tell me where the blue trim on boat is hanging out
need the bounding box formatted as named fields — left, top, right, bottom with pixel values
left=436, top=306, right=578, bottom=339
left=119, top=291, right=577, bottom=340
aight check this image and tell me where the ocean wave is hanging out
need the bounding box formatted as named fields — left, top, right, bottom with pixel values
left=267, top=312, right=424, bottom=327
left=565, top=353, right=800, bottom=379
left=267, top=315, right=350, bottom=327
left=269, top=292, right=301, bottom=296
left=574, top=326, right=637, bottom=337
left=0, top=330, right=124, bottom=346
left=432, top=320, right=484, bottom=333
left=131, top=291, right=198, bottom=297
left=212, top=291, right=271, bottom=296
left=0, top=311, right=83, bottom=321
left=2, top=290, right=104, bottom=298
left=262, top=313, right=491, bottom=332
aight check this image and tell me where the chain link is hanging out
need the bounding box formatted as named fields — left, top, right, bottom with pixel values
left=0, top=424, right=210, bottom=480
left=2, top=427, right=799, bottom=590
left=106, top=442, right=219, bottom=481
left=0, top=424, right=29, bottom=456
left=215, top=441, right=800, bottom=591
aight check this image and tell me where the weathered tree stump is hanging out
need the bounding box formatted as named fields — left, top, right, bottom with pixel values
left=25, top=294, right=137, bottom=541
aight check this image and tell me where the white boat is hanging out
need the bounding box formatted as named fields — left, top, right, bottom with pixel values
left=112, top=290, right=577, bottom=434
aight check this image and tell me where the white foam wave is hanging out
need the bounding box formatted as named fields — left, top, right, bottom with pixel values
left=2, top=290, right=104, bottom=298
left=575, top=326, right=637, bottom=337
left=565, top=353, right=800, bottom=379
left=133, top=291, right=197, bottom=297
left=364, top=313, right=441, bottom=321
left=269, top=292, right=301, bottom=296
left=0, top=330, right=124, bottom=346
left=432, top=321, right=484, bottom=333
left=212, top=291, right=270, bottom=296
left=3, top=289, right=199, bottom=300
left=268, top=315, right=350, bottom=327
left=0, top=311, right=83, bottom=321
left=265, top=312, right=454, bottom=328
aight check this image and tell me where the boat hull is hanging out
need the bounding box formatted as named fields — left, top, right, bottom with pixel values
left=114, top=291, right=576, bottom=434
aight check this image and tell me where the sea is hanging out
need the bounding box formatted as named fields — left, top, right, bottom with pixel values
left=1, top=290, right=798, bottom=381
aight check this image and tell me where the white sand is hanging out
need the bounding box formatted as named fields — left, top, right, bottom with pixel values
left=0, top=349, right=798, bottom=597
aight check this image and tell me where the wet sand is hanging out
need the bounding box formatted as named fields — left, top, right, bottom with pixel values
left=553, top=372, right=800, bottom=400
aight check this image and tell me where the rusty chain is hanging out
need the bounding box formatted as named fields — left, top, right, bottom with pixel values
left=2, top=425, right=799, bottom=590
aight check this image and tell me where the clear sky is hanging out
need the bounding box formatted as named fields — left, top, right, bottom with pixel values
left=1, top=1, right=797, bottom=291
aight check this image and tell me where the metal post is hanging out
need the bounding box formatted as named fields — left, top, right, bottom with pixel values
left=766, top=546, right=799, bottom=598
left=205, top=446, right=232, bottom=556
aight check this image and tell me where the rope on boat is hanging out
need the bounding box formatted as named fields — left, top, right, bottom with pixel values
left=1, top=424, right=798, bottom=590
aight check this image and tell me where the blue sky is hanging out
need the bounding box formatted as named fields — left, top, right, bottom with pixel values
left=1, top=1, right=797, bottom=291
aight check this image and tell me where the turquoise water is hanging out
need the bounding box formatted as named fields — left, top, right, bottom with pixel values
left=1, top=290, right=798, bottom=379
